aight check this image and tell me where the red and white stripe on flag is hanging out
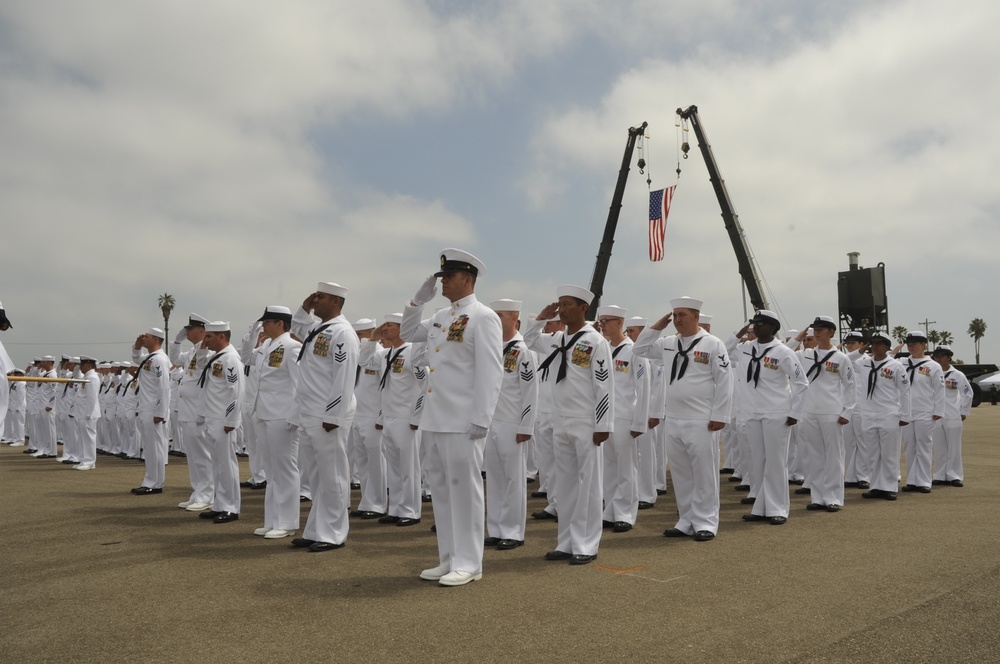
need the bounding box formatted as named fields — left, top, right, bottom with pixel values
left=648, top=185, right=675, bottom=262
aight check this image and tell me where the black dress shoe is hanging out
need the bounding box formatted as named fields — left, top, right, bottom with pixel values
left=901, top=484, right=918, bottom=492
left=883, top=492, right=897, bottom=501
left=497, top=539, right=524, bottom=550
left=430, top=524, right=436, bottom=532
left=376, top=514, right=398, bottom=524
left=740, top=496, right=756, bottom=505
left=131, top=486, right=162, bottom=495
left=421, top=494, right=432, bottom=502
left=951, top=479, right=964, bottom=487
left=789, top=478, right=804, bottom=486
left=918, top=486, right=931, bottom=494
left=236, top=452, right=249, bottom=458
left=735, top=484, right=751, bottom=492
left=484, top=537, right=501, bottom=546
left=861, top=490, right=884, bottom=499
left=530, top=491, right=548, bottom=499
left=769, top=516, right=787, bottom=525
left=526, top=477, right=536, bottom=485
left=602, top=520, right=615, bottom=529
left=37, top=454, right=56, bottom=459
left=348, top=510, right=364, bottom=518
left=350, top=482, right=361, bottom=490
left=239, top=480, right=254, bottom=488
left=741, top=514, right=765, bottom=522
left=637, top=501, right=654, bottom=510
left=250, top=481, right=267, bottom=490
left=693, top=530, right=715, bottom=541
left=931, top=479, right=949, bottom=486
left=826, top=504, right=842, bottom=512
left=199, top=510, right=223, bottom=519
left=656, top=489, right=668, bottom=496
left=794, top=487, right=811, bottom=495
left=61, top=459, right=77, bottom=464
left=570, top=554, right=596, bottom=565
left=396, top=518, right=421, bottom=527
left=23, top=449, right=37, bottom=454
left=612, top=521, right=632, bottom=533
left=213, top=512, right=239, bottom=523
left=728, top=476, right=743, bottom=482
left=308, top=541, right=345, bottom=552
left=544, top=550, right=572, bottom=561
left=290, top=538, right=316, bottom=548
left=844, top=481, right=859, bottom=488
left=532, top=510, right=557, bottom=521
left=663, top=528, right=690, bottom=538
left=720, top=468, right=735, bottom=474
left=806, top=503, right=824, bottom=511
left=299, top=495, right=311, bottom=502
left=856, top=481, right=870, bottom=490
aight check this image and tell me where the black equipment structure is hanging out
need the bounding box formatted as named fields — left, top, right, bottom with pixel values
left=837, top=251, right=889, bottom=340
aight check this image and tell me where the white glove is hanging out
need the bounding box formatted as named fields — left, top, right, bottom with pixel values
left=174, top=328, right=187, bottom=344
left=412, top=274, right=438, bottom=306
left=465, top=423, right=488, bottom=440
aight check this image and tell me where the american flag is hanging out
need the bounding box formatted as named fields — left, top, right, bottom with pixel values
left=648, top=185, right=675, bottom=262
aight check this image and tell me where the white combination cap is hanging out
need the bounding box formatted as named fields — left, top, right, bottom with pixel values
left=435, top=248, right=486, bottom=277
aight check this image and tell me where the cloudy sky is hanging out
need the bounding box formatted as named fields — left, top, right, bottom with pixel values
left=2, top=0, right=997, bottom=367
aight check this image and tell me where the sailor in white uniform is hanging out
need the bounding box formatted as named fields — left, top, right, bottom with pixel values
left=859, top=333, right=911, bottom=501
left=931, top=345, right=972, bottom=487
left=130, top=329, right=171, bottom=493
left=899, top=331, right=945, bottom=493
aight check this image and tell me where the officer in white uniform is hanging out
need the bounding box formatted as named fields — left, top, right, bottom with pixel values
left=250, top=306, right=303, bottom=539
left=525, top=285, right=614, bottom=565
left=796, top=316, right=856, bottom=511
left=376, top=313, right=427, bottom=527
left=290, top=282, right=360, bottom=552
left=841, top=331, right=871, bottom=490
left=633, top=296, right=731, bottom=540
left=899, top=331, right=945, bottom=493
left=73, top=355, right=102, bottom=470
left=196, top=322, right=244, bottom=523
left=525, top=318, right=566, bottom=521
left=596, top=305, right=648, bottom=533
left=484, top=299, right=537, bottom=550
left=32, top=356, right=59, bottom=459
left=931, top=345, right=972, bottom=487
left=170, top=314, right=216, bottom=510
left=402, top=249, right=503, bottom=587
left=351, top=318, right=388, bottom=519
left=738, top=310, right=807, bottom=525
left=130, top=329, right=171, bottom=494
left=859, top=333, right=911, bottom=501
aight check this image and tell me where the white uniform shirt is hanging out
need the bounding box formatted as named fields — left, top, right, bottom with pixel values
left=356, top=340, right=386, bottom=419
left=378, top=342, right=427, bottom=425
left=524, top=320, right=614, bottom=432
left=198, top=344, right=243, bottom=427
left=492, top=333, right=538, bottom=435
left=292, top=309, right=359, bottom=427
left=252, top=332, right=302, bottom=422
left=941, top=369, right=973, bottom=420
left=134, top=349, right=171, bottom=419
left=634, top=327, right=731, bottom=422
left=739, top=340, right=807, bottom=419
left=78, top=369, right=102, bottom=419
left=903, top=356, right=945, bottom=419
left=525, top=333, right=561, bottom=415
left=171, top=341, right=213, bottom=421
left=38, top=369, right=58, bottom=411
left=799, top=346, right=857, bottom=418
left=400, top=294, right=503, bottom=433
left=857, top=355, right=911, bottom=420
left=607, top=338, right=649, bottom=433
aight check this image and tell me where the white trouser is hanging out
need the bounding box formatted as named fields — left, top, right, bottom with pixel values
left=864, top=413, right=902, bottom=493
left=932, top=418, right=964, bottom=482
left=5, top=410, right=25, bottom=441
left=787, top=426, right=805, bottom=483
left=902, top=418, right=935, bottom=488
left=800, top=414, right=845, bottom=507
left=484, top=419, right=527, bottom=541
left=60, top=413, right=75, bottom=459
left=57, top=412, right=69, bottom=444
left=181, top=421, right=214, bottom=504
left=254, top=418, right=301, bottom=531
left=636, top=427, right=658, bottom=503
left=299, top=414, right=351, bottom=545
left=553, top=415, right=603, bottom=557
left=203, top=418, right=241, bottom=514
left=125, top=413, right=141, bottom=458
left=170, top=413, right=184, bottom=453
left=35, top=411, right=57, bottom=455
left=653, top=421, right=668, bottom=492
left=382, top=416, right=421, bottom=519
left=533, top=410, right=558, bottom=514
left=243, top=409, right=265, bottom=484
left=76, top=417, right=98, bottom=466
left=746, top=415, right=791, bottom=518
left=666, top=419, right=721, bottom=534
left=524, top=438, right=537, bottom=480
left=138, top=414, right=168, bottom=487
left=351, top=414, right=386, bottom=512
left=601, top=420, right=638, bottom=524
left=423, top=430, right=486, bottom=574
left=843, top=413, right=869, bottom=483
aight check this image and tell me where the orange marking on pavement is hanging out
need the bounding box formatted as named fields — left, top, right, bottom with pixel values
left=595, top=565, right=646, bottom=573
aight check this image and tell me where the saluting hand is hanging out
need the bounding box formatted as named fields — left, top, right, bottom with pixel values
left=537, top=302, right=559, bottom=320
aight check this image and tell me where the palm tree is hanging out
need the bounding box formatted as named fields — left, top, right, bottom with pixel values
left=158, top=293, right=176, bottom=344
left=927, top=330, right=941, bottom=349
left=892, top=325, right=908, bottom=345
left=968, top=318, right=987, bottom=364
left=939, top=330, right=954, bottom=346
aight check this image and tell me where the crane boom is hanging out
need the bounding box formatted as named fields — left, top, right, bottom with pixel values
left=676, top=105, right=769, bottom=312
